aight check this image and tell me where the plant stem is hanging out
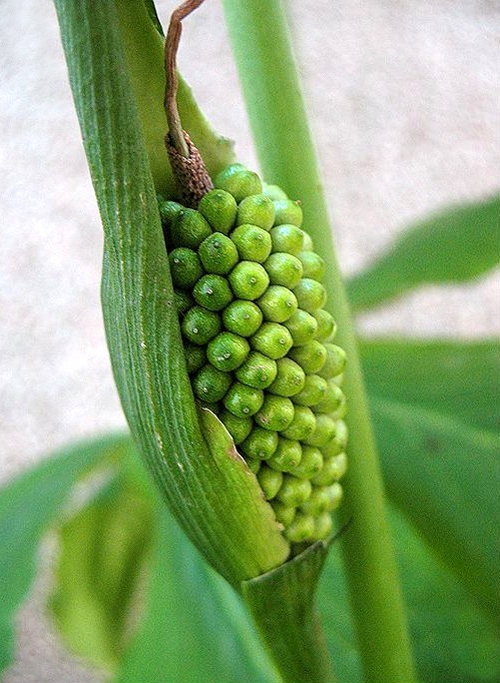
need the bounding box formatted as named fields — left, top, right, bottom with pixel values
left=221, top=2, right=417, bottom=681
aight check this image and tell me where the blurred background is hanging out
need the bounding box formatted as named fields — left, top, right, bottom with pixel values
left=1, top=0, right=499, bottom=681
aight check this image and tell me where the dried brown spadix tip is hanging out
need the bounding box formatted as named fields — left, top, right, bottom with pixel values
left=165, top=130, right=213, bottom=208
left=159, top=163, right=349, bottom=545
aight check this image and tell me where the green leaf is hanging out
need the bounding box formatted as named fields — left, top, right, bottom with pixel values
left=0, top=433, right=129, bottom=673
left=116, top=503, right=278, bottom=683
left=347, top=196, right=500, bottom=311
left=360, top=338, right=500, bottom=433
left=54, top=0, right=288, bottom=587
left=49, top=469, right=153, bottom=674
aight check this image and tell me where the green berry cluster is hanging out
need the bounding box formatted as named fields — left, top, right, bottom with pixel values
left=159, top=164, right=347, bottom=544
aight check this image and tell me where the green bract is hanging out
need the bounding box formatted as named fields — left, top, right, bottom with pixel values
left=160, top=164, right=348, bottom=543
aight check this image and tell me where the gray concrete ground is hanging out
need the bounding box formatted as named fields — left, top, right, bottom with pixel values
left=1, top=0, right=499, bottom=681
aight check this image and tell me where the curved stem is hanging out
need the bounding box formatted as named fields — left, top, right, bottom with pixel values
left=221, top=2, right=417, bottom=681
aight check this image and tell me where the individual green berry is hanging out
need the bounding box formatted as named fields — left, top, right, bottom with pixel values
left=229, top=261, right=270, bottom=300
left=169, top=248, right=204, bottom=290
left=272, top=501, right=297, bottom=527
left=300, top=486, right=332, bottom=516
left=198, top=232, right=239, bottom=275
left=241, top=427, right=279, bottom=460
left=223, top=381, right=264, bottom=418
left=283, top=309, right=318, bottom=346
left=321, top=420, right=348, bottom=457
left=207, top=332, right=250, bottom=372
left=219, top=410, right=253, bottom=445
left=264, top=252, right=303, bottom=289
left=306, top=414, right=337, bottom=447
left=284, top=513, right=316, bottom=543
left=314, top=381, right=347, bottom=417
left=324, top=483, right=343, bottom=511
left=273, top=199, right=303, bottom=227
left=184, top=343, right=206, bottom=374
left=311, top=452, right=347, bottom=486
left=268, top=438, right=302, bottom=472
left=254, top=394, right=295, bottom=432
left=246, top=458, right=261, bottom=475
left=257, top=285, right=298, bottom=323
left=263, top=184, right=288, bottom=201
left=193, top=274, right=233, bottom=311
left=222, top=300, right=263, bottom=337
left=293, top=278, right=327, bottom=313
left=277, top=475, right=312, bottom=507
left=231, top=224, right=272, bottom=262
left=291, top=445, right=323, bottom=479
left=174, top=290, right=194, bottom=315
left=235, top=351, right=278, bottom=389
left=198, top=189, right=237, bottom=235
left=267, top=358, right=306, bottom=397
left=181, top=306, right=221, bottom=345
left=302, top=232, right=314, bottom=251
left=270, top=224, right=304, bottom=255
left=171, top=209, right=212, bottom=249
left=257, top=465, right=283, bottom=500
left=158, top=199, right=184, bottom=228
left=313, top=309, right=337, bottom=342
left=297, top=251, right=325, bottom=281
left=289, top=340, right=327, bottom=374
left=192, top=364, right=232, bottom=403
left=251, top=322, right=293, bottom=359
left=215, top=166, right=263, bottom=202
left=292, top=374, right=328, bottom=407
left=281, top=405, right=316, bottom=441
left=236, top=194, right=275, bottom=230
left=318, top=344, right=347, bottom=379
left=312, top=513, right=334, bottom=540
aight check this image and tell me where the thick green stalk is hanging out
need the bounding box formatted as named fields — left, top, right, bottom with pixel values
left=221, top=2, right=417, bottom=681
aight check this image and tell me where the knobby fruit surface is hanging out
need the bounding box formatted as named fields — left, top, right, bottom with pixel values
left=159, top=164, right=348, bottom=544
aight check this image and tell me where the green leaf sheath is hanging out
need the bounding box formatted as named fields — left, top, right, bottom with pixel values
left=242, top=541, right=336, bottom=683
left=347, top=195, right=500, bottom=312
left=0, top=433, right=130, bottom=674
left=54, top=0, right=287, bottom=585
left=221, top=1, right=417, bottom=681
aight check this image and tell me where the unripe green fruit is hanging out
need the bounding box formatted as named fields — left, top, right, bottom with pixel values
left=289, top=340, right=327, bottom=374
left=223, top=381, right=264, bottom=418
left=241, top=427, right=279, bottom=460
left=246, top=458, right=261, bottom=475
left=193, top=364, right=232, bottom=403
left=174, top=290, right=194, bottom=315
left=254, top=394, right=295, bottom=432
left=264, top=252, right=303, bottom=288
left=236, top=194, right=275, bottom=230
left=198, top=189, right=237, bottom=235
left=291, top=445, right=323, bottom=480
left=229, top=261, right=270, bottom=300
left=302, top=232, right=314, bottom=251
left=169, top=248, right=204, bottom=290
left=158, top=199, right=184, bottom=228
left=182, top=306, right=221, bottom=345
left=235, top=351, right=278, bottom=389
left=193, top=274, right=233, bottom=311
left=251, top=322, right=293, bottom=359
left=257, top=285, right=298, bottom=323
left=215, top=166, right=263, bottom=202
left=281, top=405, right=316, bottom=441
left=318, top=343, right=347, bottom=379
left=297, top=250, right=325, bottom=282
left=270, top=224, right=304, bottom=255
left=198, top=232, right=239, bottom=275
left=321, top=420, right=348, bottom=457
left=267, top=358, right=306, bottom=397
left=284, top=309, right=318, bottom=346
left=293, top=278, right=327, bottom=313
left=314, top=381, right=347, bottom=417
left=273, top=199, right=303, bottom=227
left=184, top=343, right=206, bottom=374
left=257, top=465, right=283, bottom=500
left=171, top=209, right=212, bottom=249
left=311, top=452, right=347, bottom=486
left=277, top=475, right=312, bottom=507
left=312, top=513, right=333, bottom=540
left=272, top=501, right=297, bottom=527
left=304, top=414, right=337, bottom=448
left=313, top=309, right=337, bottom=342
left=284, top=513, right=316, bottom=543
left=268, top=438, right=302, bottom=472
left=222, top=300, right=263, bottom=337
left=219, top=410, right=253, bottom=445
left=300, top=486, right=332, bottom=516
left=263, top=184, right=288, bottom=201
left=292, top=374, right=328, bottom=407
left=207, top=332, right=250, bottom=372
left=231, top=224, right=272, bottom=262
